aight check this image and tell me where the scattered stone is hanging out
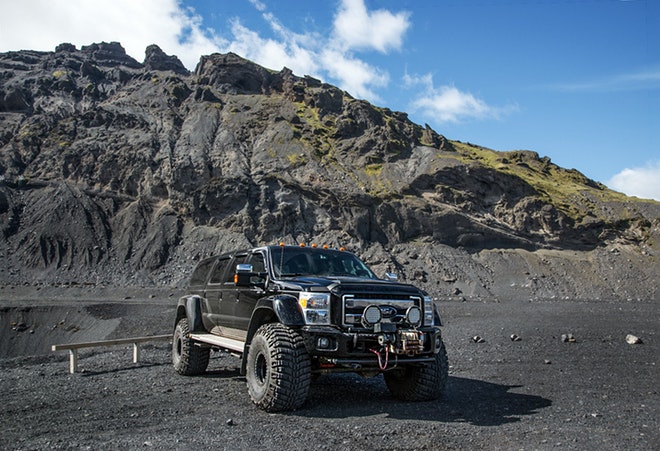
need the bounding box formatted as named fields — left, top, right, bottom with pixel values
left=544, top=359, right=552, bottom=364
left=12, top=322, right=28, bottom=332
left=561, top=334, right=576, bottom=343
left=625, top=334, right=643, bottom=345
left=226, top=418, right=234, bottom=426
left=510, top=334, right=521, bottom=342
left=472, top=335, right=485, bottom=343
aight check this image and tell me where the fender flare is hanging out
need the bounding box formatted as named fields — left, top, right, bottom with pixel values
left=246, top=294, right=305, bottom=339
left=240, top=294, right=304, bottom=374
left=175, top=295, right=205, bottom=332
left=269, top=295, right=306, bottom=326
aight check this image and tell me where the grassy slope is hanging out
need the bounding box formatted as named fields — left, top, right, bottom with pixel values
left=447, top=141, right=657, bottom=225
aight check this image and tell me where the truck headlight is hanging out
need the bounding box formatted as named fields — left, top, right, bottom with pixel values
left=423, top=295, right=434, bottom=326
left=299, top=292, right=331, bottom=325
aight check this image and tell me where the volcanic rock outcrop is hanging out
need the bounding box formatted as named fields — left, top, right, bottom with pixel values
left=0, top=42, right=657, bottom=300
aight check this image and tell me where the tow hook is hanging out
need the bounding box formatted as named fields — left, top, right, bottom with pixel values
left=377, top=333, right=395, bottom=347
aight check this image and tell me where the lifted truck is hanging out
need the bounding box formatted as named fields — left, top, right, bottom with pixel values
left=172, top=244, right=448, bottom=412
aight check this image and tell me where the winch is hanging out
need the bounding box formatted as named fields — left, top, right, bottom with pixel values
left=375, top=324, right=425, bottom=355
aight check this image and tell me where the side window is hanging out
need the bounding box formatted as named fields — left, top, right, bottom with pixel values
left=190, top=259, right=214, bottom=286
left=209, top=257, right=231, bottom=284
left=249, top=252, right=265, bottom=273
left=225, top=254, right=248, bottom=283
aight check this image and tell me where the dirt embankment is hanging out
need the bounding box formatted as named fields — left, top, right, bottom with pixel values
left=0, top=286, right=176, bottom=358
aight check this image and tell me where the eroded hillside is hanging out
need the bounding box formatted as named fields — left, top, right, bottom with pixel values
left=0, top=42, right=657, bottom=300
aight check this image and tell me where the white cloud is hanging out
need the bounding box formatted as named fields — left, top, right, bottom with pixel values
left=224, top=0, right=401, bottom=101
left=320, top=49, right=388, bottom=101
left=549, top=67, right=660, bottom=92
left=0, top=0, right=224, bottom=70
left=403, top=72, right=433, bottom=89
left=0, top=0, right=406, bottom=101
left=332, top=0, right=411, bottom=53
left=404, top=72, right=517, bottom=123
left=226, top=19, right=321, bottom=78
left=607, top=162, right=660, bottom=201
left=248, top=0, right=267, bottom=12
left=412, top=86, right=493, bottom=123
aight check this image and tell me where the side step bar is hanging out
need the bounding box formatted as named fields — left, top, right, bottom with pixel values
left=189, top=333, right=245, bottom=354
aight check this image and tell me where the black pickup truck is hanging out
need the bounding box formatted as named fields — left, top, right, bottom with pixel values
left=172, top=244, right=448, bottom=412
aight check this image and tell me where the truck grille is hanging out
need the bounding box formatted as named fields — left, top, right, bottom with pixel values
left=342, top=294, right=421, bottom=327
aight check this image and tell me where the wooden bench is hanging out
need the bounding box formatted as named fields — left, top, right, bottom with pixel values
left=51, top=335, right=171, bottom=374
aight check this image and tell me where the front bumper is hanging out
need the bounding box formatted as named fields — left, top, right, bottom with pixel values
left=300, top=325, right=442, bottom=362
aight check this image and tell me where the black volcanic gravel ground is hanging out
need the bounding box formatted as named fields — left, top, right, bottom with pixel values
left=1, top=297, right=658, bottom=450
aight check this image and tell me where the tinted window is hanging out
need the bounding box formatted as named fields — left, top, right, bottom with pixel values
left=209, top=257, right=231, bottom=284
left=249, top=252, right=266, bottom=273
left=226, top=254, right=248, bottom=282
left=190, top=259, right=214, bottom=286
left=270, top=247, right=375, bottom=279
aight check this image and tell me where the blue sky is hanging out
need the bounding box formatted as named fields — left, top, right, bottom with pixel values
left=1, top=0, right=658, bottom=200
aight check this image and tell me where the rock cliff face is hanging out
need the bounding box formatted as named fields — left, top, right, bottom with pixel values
left=0, top=42, right=658, bottom=300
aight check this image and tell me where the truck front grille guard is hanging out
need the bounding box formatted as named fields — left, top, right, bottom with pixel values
left=341, top=294, right=422, bottom=329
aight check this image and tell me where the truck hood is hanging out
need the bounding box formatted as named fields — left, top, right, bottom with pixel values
left=275, top=276, right=424, bottom=295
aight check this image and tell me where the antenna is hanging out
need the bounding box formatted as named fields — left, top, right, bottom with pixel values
left=279, top=241, right=285, bottom=277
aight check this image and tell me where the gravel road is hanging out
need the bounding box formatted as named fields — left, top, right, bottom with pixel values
left=1, top=296, right=658, bottom=450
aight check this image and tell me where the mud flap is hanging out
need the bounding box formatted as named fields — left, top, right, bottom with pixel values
left=186, top=296, right=204, bottom=332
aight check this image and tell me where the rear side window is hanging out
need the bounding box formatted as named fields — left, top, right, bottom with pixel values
left=209, top=257, right=231, bottom=284
left=190, top=259, right=214, bottom=286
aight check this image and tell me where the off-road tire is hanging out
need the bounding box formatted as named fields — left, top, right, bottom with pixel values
left=172, top=318, right=210, bottom=376
left=246, top=323, right=311, bottom=412
left=384, top=342, right=448, bottom=401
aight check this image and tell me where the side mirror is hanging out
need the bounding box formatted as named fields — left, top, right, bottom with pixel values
left=234, top=264, right=254, bottom=286
left=236, top=264, right=253, bottom=273
left=384, top=272, right=398, bottom=281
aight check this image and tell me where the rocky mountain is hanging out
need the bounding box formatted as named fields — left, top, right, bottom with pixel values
left=0, top=42, right=658, bottom=300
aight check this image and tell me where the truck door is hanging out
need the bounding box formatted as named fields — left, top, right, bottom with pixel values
left=218, top=253, right=249, bottom=334
left=204, top=256, right=232, bottom=328
left=234, top=251, right=267, bottom=331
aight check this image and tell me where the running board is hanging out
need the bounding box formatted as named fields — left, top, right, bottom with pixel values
left=189, top=333, right=245, bottom=353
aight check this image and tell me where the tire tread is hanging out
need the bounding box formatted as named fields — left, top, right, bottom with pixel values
left=172, top=318, right=210, bottom=376
left=384, top=343, right=448, bottom=401
left=247, top=323, right=311, bottom=412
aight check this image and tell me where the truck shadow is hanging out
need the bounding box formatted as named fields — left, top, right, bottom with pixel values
left=301, top=374, right=551, bottom=426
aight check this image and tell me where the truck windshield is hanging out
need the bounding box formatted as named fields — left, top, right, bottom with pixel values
left=270, top=247, right=377, bottom=279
